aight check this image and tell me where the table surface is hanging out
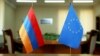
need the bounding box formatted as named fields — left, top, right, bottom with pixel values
left=44, top=40, right=87, bottom=45
left=15, top=37, right=87, bottom=45
left=15, top=39, right=86, bottom=54
left=28, top=40, right=81, bottom=54
left=0, top=54, right=98, bottom=56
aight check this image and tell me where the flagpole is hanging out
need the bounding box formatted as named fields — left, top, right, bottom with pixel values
left=70, top=47, right=71, bottom=56
left=32, top=2, right=33, bottom=7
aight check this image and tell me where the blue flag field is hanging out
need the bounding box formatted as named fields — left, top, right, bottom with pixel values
left=58, top=3, right=83, bottom=48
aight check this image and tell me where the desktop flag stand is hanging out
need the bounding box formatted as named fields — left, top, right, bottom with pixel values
left=58, top=3, right=83, bottom=54
left=19, top=7, right=44, bottom=53
left=19, top=3, right=83, bottom=54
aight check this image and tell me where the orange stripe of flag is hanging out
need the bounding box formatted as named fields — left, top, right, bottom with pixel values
left=19, top=25, right=33, bottom=53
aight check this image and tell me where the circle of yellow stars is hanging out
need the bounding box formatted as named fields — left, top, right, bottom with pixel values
left=67, top=18, right=82, bottom=34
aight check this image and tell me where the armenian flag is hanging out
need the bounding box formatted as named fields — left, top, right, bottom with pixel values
left=19, top=7, right=44, bottom=53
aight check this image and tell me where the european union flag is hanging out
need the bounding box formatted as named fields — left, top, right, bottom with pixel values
left=58, top=3, right=83, bottom=48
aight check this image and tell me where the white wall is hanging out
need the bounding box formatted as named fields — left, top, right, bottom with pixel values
left=94, top=3, right=100, bottom=16
left=0, top=0, right=16, bottom=43
left=3, top=1, right=16, bottom=39
left=0, top=0, right=5, bottom=27
left=79, top=6, right=95, bottom=34
left=57, top=7, right=68, bottom=34
left=0, top=0, right=5, bottom=43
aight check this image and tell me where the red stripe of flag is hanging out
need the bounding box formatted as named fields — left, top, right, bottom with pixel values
left=28, top=7, right=44, bottom=47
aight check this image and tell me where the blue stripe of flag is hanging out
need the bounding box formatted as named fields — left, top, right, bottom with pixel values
left=23, top=16, right=39, bottom=49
